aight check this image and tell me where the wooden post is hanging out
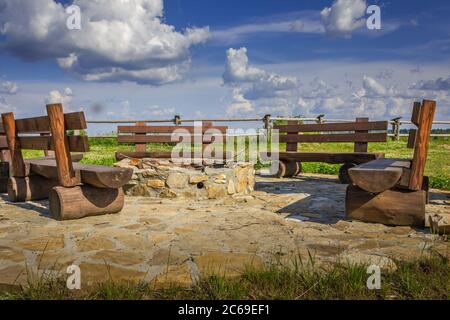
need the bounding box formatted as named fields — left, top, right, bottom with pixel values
left=0, top=150, right=11, bottom=162
left=263, top=114, right=271, bottom=130
left=174, top=115, right=181, bottom=126
left=135, top=121, right=147, bottom=152
left=1, top=112, right=26, bottom=177
left=316, top=114, right=325, bottom=124
left=354, top=118, right=369, bottom=152
left=409, top=100, right=436, bottom=190
left=391, top=117, right=401, bottom=141
left=46, top=103, right=78, bottom=187
left=286, top=120, right=299, bottom=152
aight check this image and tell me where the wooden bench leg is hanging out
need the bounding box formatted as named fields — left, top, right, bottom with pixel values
left=422, top=176, right=430, bottom=205
left=49, top=185, right=125, bottom=221
left=0, top=161, right=9, bottom=193
left=338, top=163, right=357, bottom=184
left=7, top=176, right=60, bottom=202
left=276, top=160, right=299, bottom=178
left=345, top=184, right=425, bottom=227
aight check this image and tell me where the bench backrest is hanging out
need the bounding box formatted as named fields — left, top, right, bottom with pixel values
left=1, top=103, right=88, bottom=187
left=117, top=122, right=228, bottom=154
left=406, top=100, right=436, bottom=190
left=274, top=118, right=388, bottom=152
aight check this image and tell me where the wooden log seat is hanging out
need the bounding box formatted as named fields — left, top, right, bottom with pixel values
left=1, top=103, right=132, bottom=220
left=345, top=100, right=436, bottom=227
left=267, top=118, right=388, bottom=182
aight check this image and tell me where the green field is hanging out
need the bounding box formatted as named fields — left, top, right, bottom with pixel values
left=22, top=137, right=450, bottom=190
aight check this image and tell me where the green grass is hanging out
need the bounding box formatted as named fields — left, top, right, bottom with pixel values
left=21, top=137, right=450, bottom=190
left=1, top=254, right=448, bottom=300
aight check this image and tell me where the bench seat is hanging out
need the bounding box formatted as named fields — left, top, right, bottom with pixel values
left=27, top=158, right=133, bottom=189
left=276, top=152, right=385, bottom=165
left=348, top=158, right=412, bottom=193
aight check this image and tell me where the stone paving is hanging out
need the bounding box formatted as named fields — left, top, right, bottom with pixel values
left=0, top=174, right=449, bottom=289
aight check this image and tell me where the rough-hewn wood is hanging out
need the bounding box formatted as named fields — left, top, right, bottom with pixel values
left=348, top=158, right=411, bottom=193
left=49, top=186, right=125, bottom=221
left=1, top=112, right=26, bottom=177
left=46, top=104, right=78, bottom=187
left=280, top=132, right=387, bottom=143
left=0, top=135, right=7, bottom=150
left=275, top=152, right=384, bottom=164
left=276, top=160, right=299, bottom=178
left=7, top=176, right=60, bottom=202
left=274, top=121, right=388, bottom=133
left=409, top=100, right=436, bottom=190
left=8, top=112, right=86, bottom=134
left=407, top=129, right=417, bottom=149
left=0, top=149, right=11, bottom=162
left=118, top=125, right=228, bottom=134
left=338, top=163, right=357, bottom=184
left=17, top=135, right=89, bottom=152
left=411, top=101, right=421, bottom=126
left=354, top=118, right=369, bottom=153
left=26, top=158, right=133, bottom=189
left=346, top=185, right=425, bottom=227
left=0, top=161, right=8, bottom=193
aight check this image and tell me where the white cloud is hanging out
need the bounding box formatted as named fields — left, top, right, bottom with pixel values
left=0, top=80, right=18, bottom=94
left=226, top=88, right=254, bottom=115
left=223, top=47, right=298, bottom=100
left=0, top=0, right=210, bottom=85
left=0, top=96, right=12, bottom=112
left=46, top=87, right=74, bottom=108
left=321, top=0, right=367, bottom=35
left=412, top=76, right=450, bottom=91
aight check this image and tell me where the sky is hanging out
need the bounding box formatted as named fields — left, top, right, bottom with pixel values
left=0, top=0, right=449, bottom=134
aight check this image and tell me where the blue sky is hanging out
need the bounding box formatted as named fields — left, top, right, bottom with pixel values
left=0, top=0, right=449, bottom=134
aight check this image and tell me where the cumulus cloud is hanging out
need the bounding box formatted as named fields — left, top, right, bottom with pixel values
left=223, top=48, right=298, bottom=100
left=412, top=76, right=450, bottom=91
left=321, top=0, right=367, bottom=35
left=226, top=88, right=254, bottom=115
left=0, top=0, right=210, bottom=85
left=46, top=87, right=74, bottom=109
left=0, top=80, right=18, bottom=94
left=223, top=48, right=299, bottom=116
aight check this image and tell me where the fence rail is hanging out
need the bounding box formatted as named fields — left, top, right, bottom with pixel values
left=86, top=114, right=450, bottom=140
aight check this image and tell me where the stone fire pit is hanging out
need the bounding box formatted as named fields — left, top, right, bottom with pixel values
left=114, top=158, right=255, bottom=199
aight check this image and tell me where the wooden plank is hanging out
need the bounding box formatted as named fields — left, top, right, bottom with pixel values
left=118, top=125, right=228, bottom=134
left=409, top=100, right=436, bottom=190
left=354, top=118, right=369, bottom=152
left=348, top=158, right=411, bottom=193
left=1, top=112, right=26, bottom=177
left=7, top=176, right=60, bottom=202
left=407, top=129, right=417, bottom=149
left=115, top=151, right=231, bottom=161
left=6, top=112, right=87, bottom=134
left=411, top=101, right=422, bottom=126
left=28, top=158, right=133, bottom=189
left=46, top=103, right=78, bottom=187
left=274, top=121, right=388, bottom=133
left=346, top=185, right=425, bottom=227
left=0, top=135, right=8, bottom=150
left=118, top=135, right=219, bottom=144
left=280, top=132, right=387, bottom=143
left=274, top=151, right=384, bottom=164
left=17, top=135, right=89, bottom=152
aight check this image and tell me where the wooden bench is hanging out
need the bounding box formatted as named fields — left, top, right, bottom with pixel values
left=115, top=122, right=229, bottom=161
left=346, top=100, right=436, bottom=227
left=1, top=104, right=133, bottom=220
left=270, top=118, right=388, bottom=182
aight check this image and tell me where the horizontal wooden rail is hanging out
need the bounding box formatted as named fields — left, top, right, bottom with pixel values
left=280, top=133, right=387, bottom=143
left=275, top=121, right=387, bottom=133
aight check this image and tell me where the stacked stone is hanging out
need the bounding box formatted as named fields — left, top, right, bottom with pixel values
left=114, top=159, right=255, bottom=199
